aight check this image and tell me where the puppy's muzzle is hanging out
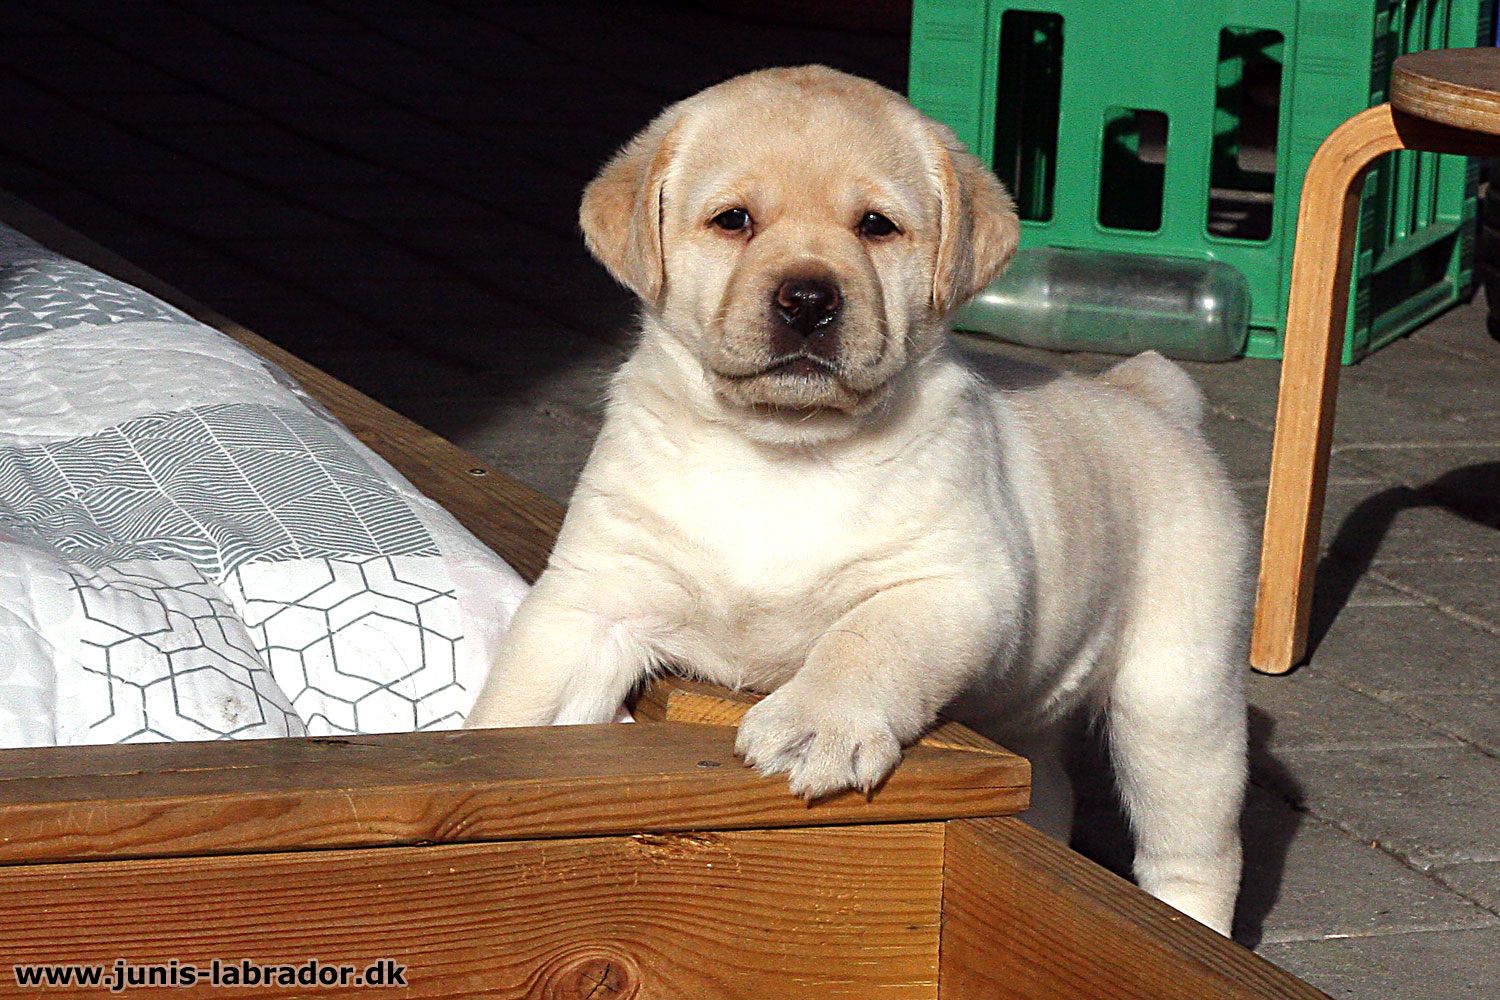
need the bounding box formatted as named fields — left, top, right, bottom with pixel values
left=770, top=277, right=841, bottom=365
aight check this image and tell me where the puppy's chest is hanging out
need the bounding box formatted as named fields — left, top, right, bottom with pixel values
left=633, top=464, right=924, bottom=667
left=654, top=467, right=881, bottom=588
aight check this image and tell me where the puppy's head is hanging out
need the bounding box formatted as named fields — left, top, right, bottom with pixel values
left=580, top=66, right=1018, bottom=441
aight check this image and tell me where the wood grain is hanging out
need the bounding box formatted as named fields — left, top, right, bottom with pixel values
left=1391, top=48, right=1500, bottom=135
left=634, top=676, right=762, bottom=726
left=1251, top=104, right=1500, bottom=673
left=0, top=824, right=944, bottom=999
left=0, top=189, right=564, bottom=583
left=0, top=723, right=1028, bottom=865
left=636, top=676, right=1024, bottom=758
left=938, top=817, right=1332, bottom=1000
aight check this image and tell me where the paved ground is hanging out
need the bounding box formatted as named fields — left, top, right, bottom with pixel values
left=3, top=2, right=1499, bottom=996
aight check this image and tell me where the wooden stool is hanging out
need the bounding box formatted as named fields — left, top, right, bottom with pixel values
left=1251, top=48, right=1500, bottom=674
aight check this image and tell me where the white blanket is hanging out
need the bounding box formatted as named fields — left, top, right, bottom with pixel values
left=0, top=223, right=528, bottom=747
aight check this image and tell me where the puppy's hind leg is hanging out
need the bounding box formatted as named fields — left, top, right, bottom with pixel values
left=1106, top=627, right=1247, bottom=936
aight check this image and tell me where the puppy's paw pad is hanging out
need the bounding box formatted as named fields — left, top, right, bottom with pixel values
left=735, top=689, right=903, bottom=800
left=786, top=731, right=901, bottom=800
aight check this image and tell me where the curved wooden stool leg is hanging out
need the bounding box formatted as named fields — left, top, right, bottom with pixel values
left=1251, top=105, right=1408, bottom=674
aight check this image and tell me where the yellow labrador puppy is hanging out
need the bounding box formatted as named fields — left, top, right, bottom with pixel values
left=468, top=66, right=1248, bottom=935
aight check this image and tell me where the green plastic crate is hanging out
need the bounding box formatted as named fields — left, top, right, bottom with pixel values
left=909, top=0, right=1493, bottom=363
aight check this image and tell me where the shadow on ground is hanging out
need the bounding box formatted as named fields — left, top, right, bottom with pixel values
left=1307, top=461, right=1500, bottom=656
left=1061, top=706, right=1302, bottom=948
left=1238, top=708, right=1306, bottom=948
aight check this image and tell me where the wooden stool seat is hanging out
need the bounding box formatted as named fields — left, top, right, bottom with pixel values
left=1251, top=47, right=1500, bottom=673
left=1391, top=48, right=1500, bottom=132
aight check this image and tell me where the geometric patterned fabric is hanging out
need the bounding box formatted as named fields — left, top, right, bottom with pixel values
left=0, top=221, right=527, bottom=747
left=0, top=256, right=191, bottom=340
left=0, top=402, right=439, bottom=576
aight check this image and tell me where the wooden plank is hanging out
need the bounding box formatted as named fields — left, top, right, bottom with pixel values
left=0, top=723, right=1028, bottom=866
left=0, top=189, right=563, bottom=582
left=636, top=677, right=1024, bottom=758
left=0, top=824, right=944, bottom=999
left=937, top=817, right=1331, bottom=1000
left=634, top=676, right=761, bottom=725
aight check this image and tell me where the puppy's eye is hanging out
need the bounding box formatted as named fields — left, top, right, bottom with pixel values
left=858, top=212, right=900, bottom=238
left=711, top=208, right=752, bottom=233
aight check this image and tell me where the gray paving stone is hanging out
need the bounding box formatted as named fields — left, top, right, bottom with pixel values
left=203, top=293, right=402, bottom=353
left=1373, top=691, right=1500, bottom=758
left=1405, top=299, right=1500, bottom=366
left=1375, top=562, right=1500, bottom=622
left=1206, top=409, right=1375, bottom=486
left=1431, top=861, right=1500, bottom=914
left=1257, top=745, right=1500, bottom=870
left=479, top=460, right=582, bottom=507
left=1182, top=353, right=1283, bottom=427
left=400, top=397, right=600, bottom=468
left=1247, top=675, right=1458, bottom=754
left=952, top=330, right=1117, bottom=376
left=1330, top=337, right=1500, bottom=443
left=1240, top=787, right=1498, bottom=946
left=1258, top=927, right=1500, bottom=1000
left=1204, top=409, right=1272, bottom=483
left=391, top=314, right=627, bottom=374
left=1317, top=481, right=1500, bottom=565
left=1340, top=577, right=1430, bottom=608
left=1332, top=444, right=1500, bottom=488
left=1308, top=606, right=1500, bottom=696
left=392, top=373, right=612, bottom=430
left=1230, top=486, right=1422, bottom=612
left=313, top=275, right=545, bottom=337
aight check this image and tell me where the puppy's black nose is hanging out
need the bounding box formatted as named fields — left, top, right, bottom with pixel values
left=774, top=278, right=841, bottom=336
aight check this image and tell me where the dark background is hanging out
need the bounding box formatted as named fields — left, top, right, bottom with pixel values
left=0, top=0, right=912, bottom=499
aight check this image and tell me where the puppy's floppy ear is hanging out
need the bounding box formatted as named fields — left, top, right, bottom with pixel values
left=579, top=114, right=680, bottom=307
left=927, top=123, right=1021, bottom=315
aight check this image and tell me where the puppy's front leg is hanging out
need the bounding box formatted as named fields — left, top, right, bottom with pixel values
left=735, top=580, right=1003, bottom=800
left=465, top=569, right=660, bottom=729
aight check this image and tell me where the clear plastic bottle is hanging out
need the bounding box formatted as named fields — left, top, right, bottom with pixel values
left=954, top=247, right=1251, bottom=362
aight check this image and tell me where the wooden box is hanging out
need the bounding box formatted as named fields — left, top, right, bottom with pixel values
left=0, top=195, right=1328, bottom=1000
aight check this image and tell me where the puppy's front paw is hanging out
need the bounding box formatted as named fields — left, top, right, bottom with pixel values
left=734, top=686, right=903, bottom=800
